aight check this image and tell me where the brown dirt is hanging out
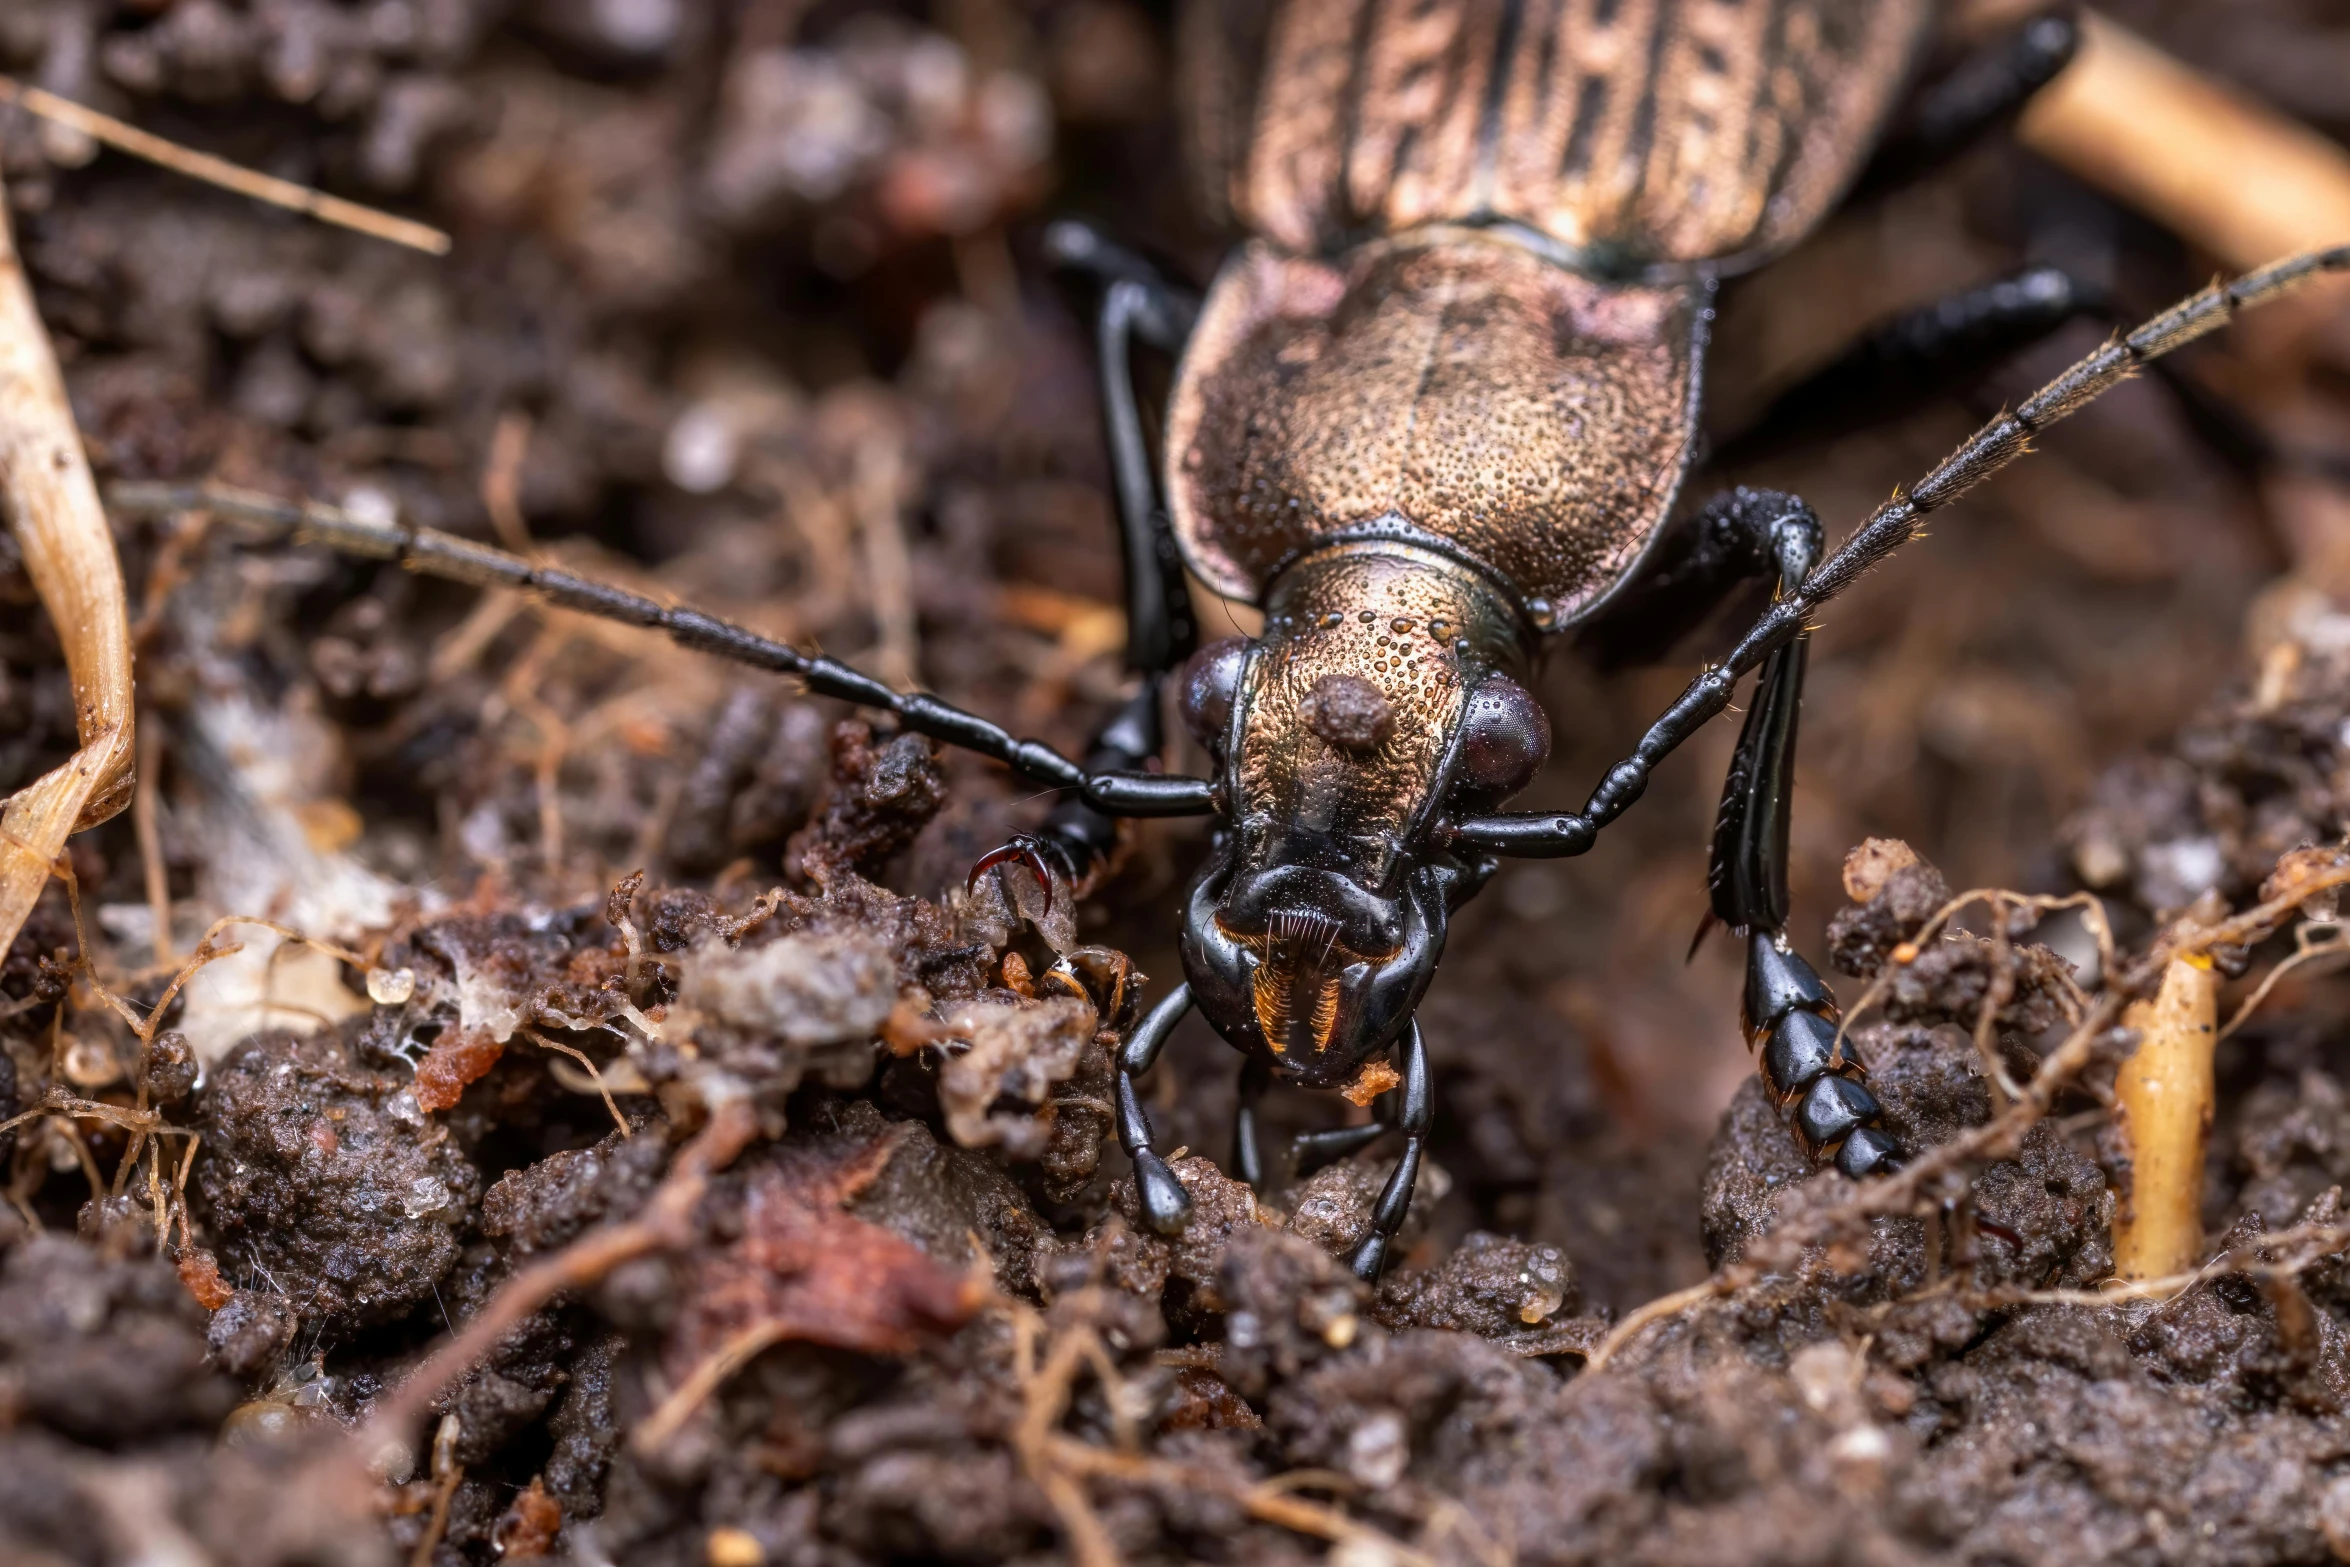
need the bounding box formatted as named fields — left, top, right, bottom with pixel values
left=7, top=3, right=2350, bottom=1564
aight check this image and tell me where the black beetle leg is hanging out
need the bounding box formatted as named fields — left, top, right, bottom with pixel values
left=1233, top=1054, right=1273, bottom=1191
left=972, top=223, right=1204, bottom=891
left=1345, top=1019, right=1432, bottom=1283
left=1289, top=1119, right=1392, bottom=1180
left=1117, top=983, right=1197, bottom=1234
left=1847, top=10, right=2080, bottom=202
left=1707, top=496, right=1902, bottom=1177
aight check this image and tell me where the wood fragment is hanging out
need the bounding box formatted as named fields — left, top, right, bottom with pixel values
left=0, top=74, right=452, bottom=256
left=2112, top=953, right=2222, bottom=1282
left=0, top=163, right=136, bottom=961
left=2019, top=15, right=2350, bottom=284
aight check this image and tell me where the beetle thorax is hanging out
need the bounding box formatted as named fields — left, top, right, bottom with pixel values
left=1234, top=542, right=1528, bottom=892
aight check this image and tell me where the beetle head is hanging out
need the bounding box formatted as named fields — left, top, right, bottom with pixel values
left=1176, top=541, right=1546, bottom=1087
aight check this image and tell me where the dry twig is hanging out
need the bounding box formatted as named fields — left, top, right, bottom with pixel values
left=2019, top=13, right=2350, bottom=279
left=1005, top=1300, right=1435, bottom=1567
left=0, top=74, right=451, bottom=255
left=2112, top=954, right=2221, bottom=1280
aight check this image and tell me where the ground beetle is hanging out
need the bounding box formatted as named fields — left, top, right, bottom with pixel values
left=155, top=1, right=2349, bottom=1281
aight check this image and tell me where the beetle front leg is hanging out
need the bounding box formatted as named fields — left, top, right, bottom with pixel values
left=1117, top=983, right=1197, bottom=1234
left=1345, top=1019, right=1431, bottom=1283
left=1233, top=1054, right=1272, bottom=1191
left=1706, top=498, right=1902, bottom=1176
left=974, top=224, right=1204, bottom=903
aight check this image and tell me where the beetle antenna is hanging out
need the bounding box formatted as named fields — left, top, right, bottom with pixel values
left=103, top=479, right=1218, bottom=819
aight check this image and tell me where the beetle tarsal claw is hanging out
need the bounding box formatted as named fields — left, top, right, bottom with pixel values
left=1131, top=1148, right=1194, bottom=1234
left=967, top=835, right=1061, bottom=917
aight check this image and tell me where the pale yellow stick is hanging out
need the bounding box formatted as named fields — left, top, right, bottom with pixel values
left=0, top=74, right=451, bottom=256
left=0, top=165, right=135, bottom=959
left=2112, top=954, right=2221, bottom=1282
left=2019, top=14, right=2350, bottom=277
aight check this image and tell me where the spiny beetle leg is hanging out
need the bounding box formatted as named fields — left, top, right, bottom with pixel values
left=1707, top=493, right=1901, bottom=1177
left=978, top=224, right=1203, bottom=892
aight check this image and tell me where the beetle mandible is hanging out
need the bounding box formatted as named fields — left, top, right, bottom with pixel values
left=167, top=1, right=2349, bottom=1281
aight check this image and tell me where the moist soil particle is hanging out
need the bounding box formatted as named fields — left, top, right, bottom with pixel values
left=5, top=2, right=2350, bottom=1564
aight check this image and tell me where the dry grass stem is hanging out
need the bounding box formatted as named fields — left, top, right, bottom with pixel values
left=854, top=438, right=919, bottom=690
left=407, top=1416, right=464, bottom=1567
left=132, top=723, right=171, bottom=966
left=0, top=74, right=451, bottom=255
left=1005, top=1302, right=1435, bottom=1567
left=0, top=166, right=136, bottom=960
left=2218, top=921, right=2350, bottom=1041
left=1585, top=1279, right=1732, bottom=1371
left=632, top=1319, right=796, bottom=1455
left=2112, top=955, right=2222, bottom=1280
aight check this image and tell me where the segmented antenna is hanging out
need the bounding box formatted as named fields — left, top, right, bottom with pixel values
left=104, top=479, right=1217, bottom=816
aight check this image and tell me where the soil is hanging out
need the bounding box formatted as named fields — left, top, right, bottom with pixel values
left=7, top=2, right=2350, bottom=1564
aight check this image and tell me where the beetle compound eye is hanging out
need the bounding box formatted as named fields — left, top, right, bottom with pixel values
left=1179, top=636, right=1249, bottom=749
left=1456, top=674, right=1550, bottom=799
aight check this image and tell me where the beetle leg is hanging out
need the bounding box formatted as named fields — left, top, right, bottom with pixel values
left=1706, top=499, right=1900, bottom=1176
left=1848, top=10, right=2081, bottom=202
left=1289, top=1120, right=1391, bottom=1180
left=1117, top=983, right=1198, bottom=1234
left=967, top=224, right=1207, bottom=890
left=1720, top=266, right=2273, bottom=475
left=1233, top=1054, right=1273, bottom=1191
left=1345, top=1018, right=1431, bottom=1283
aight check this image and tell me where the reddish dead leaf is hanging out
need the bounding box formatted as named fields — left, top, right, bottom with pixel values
left=178, top=1247, right=232, bottom=1310
left=671, top=1131, right=983, bottom=1367
left=413, top=1027, right=505, bottom=1112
